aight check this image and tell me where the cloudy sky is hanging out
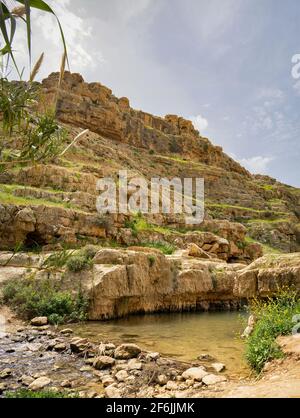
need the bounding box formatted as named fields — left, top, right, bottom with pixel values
left=9, top=0, right=300, bottom=187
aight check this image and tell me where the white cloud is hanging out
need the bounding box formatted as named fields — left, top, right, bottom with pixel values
left=239, top=156, right=275, bottom=174
left=9, top=0, right=103, bottom=80
left=222, top=116, right=230, bottom=121
left=189, top=114, right=208, bottom=132
left=262, top=116, right=273, bottom=130
left=257, top=87, right=284, bottom=100
left=293, top=80, right=300, bottom=96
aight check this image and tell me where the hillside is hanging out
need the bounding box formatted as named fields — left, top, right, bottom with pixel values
left=0, top=72, right=299, bottom=259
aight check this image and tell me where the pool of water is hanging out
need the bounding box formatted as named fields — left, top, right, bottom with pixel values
left=68, top=312, right=248, bottom=377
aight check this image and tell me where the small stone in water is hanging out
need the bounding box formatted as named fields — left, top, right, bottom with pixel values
left=53, top=343, right=67, bottom=352
left=28, top=376, right=51, bottom=391
left=212, top=363, right=226, bottom=373
left=21, top=375, right=34, bottom=386
left=0, top=369, right=12, bottom=379
left=61, top=380, right=72, bottom=388
left=93, top=356, right=115, bottom=370
left=202, top=374, right=227, bottom=386
left=60, top=329, right=73, bottom=335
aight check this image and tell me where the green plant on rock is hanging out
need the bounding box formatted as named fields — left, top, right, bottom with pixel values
left=66, top=254, right=93, bottom=273
left=2, top=277, right=89, bottom=324
left=42, top=248, right=74, bottom=270
left=148, top=255, right=156, bottom=267
left=245, top=289, right=300, bottom=373
left=139, top=241, right=176, bottom=255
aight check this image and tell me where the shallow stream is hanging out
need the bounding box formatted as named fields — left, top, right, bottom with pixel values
left=68, top=311, right=248, bottom=377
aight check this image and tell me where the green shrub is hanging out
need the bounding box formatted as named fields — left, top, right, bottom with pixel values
left=42, top=249, right=74, bottom=270
left=0, top=79, right=38, bottom=136
left=245, top=289, right=300, bottom=372
left=21, top=113, right=67, bottom=163
left=5, top=389, right=76, bottom=399
left=139, top=242, right=176, bottom=255
left=2, top=278, right=88, bottom=324
left=66, top=254, right=92, bottom=272
left=148, top=255, right=156, bottom=267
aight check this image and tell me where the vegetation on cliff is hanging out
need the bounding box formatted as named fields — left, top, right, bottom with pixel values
left=2, top=276, right=88, bottom=324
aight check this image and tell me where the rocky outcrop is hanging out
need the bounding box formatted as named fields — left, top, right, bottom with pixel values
left=233, top=253, right=300, bottom=298
left=1, top=249, right=299, bottom=320
left=0, top=203, right=106, bottom=249
left=0, top=203, right=261, bottom=262
left=41, top=72, right=248, bottom=177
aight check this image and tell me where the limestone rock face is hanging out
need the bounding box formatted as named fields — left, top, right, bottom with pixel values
left=234, top=253, right=300, bottom=298
left=41, top=72, right=247, bottom=176
left=0, top=250, right=299, bottom=320
left=0, top=203, right=106, bottom=250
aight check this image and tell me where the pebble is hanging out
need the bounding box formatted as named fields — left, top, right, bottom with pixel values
left=128, top=359, right=143, bottom=370
left=0, top=368, right=12, bottom=379
left=20, top=375, right=34, bottom=386
left=101, top=375, right=115, bottom=387
left=93, top=356, right=115, bottom=370
left=60, top=329, right=73, bottom=335
left=61, top=380, right=72, bottom=388
left=157, top=374, right=168, bottom=385
left=28, top=376, right=52, bottom=391
left=182, top=367, right=208, bottom=382
left=211, top=363, right=226, bottom=373
left=202, top=374, right=227, bottom=386
left=115, top=370, right=128, bottom=382
left=53, top=343, right=67, bottom=352
left=105, top=384, right=122, bottom=398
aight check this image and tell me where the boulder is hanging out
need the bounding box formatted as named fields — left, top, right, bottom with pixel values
left=187, top=243, right=211, bottom=259
left=182, top=367, right=208, bottom=382
left=202, top=374, right=227, bottom=386
left=28, top=376, right=51, bottom=391
left=30, top=317, right=48, bottom=326
left=114, top=344, right=141, bottom=360
left=70, top=338, right=89, bottom=353
left=93, top=356, right=115, bottom=370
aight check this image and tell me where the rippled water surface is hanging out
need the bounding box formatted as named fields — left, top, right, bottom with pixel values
left=69, top=312, right=248, bottom=376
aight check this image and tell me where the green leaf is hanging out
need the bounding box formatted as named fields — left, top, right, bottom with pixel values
left=16, top=0, right=69, bottom=68
left=0, top=3, right=20, bottom=77
left=24, top=0, right=31, bottom=67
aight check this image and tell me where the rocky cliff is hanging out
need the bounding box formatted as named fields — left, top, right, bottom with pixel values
left=0, top=72, right=299, bottom=256
left=1, top=249, right=299, bottom=320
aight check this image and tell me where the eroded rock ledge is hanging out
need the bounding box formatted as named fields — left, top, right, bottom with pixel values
left=0, top=249, right=299, bottom=320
